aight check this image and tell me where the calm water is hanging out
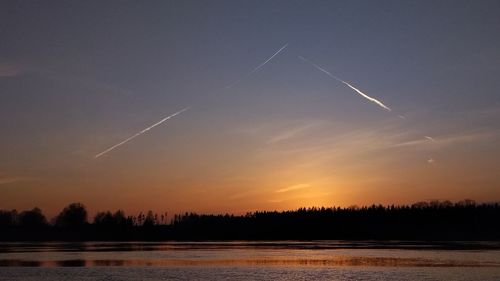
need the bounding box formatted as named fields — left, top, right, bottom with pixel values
left=0, top=241, right=499, bottom=280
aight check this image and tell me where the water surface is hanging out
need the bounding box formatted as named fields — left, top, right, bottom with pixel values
left=0, top=241, right=499, bottom=280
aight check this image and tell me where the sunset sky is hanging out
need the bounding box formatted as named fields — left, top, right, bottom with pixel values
left=1, top=1, right=500, bottom=218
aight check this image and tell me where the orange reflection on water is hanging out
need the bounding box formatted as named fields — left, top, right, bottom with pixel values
left=1, top=256, right=499, bottom=268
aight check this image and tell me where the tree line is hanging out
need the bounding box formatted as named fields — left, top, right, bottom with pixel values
left=0, top=200, right=499, bottom=241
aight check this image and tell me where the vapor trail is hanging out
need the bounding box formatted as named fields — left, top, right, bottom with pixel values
left=226, top=43, right=288, bottom=89
left=425, top=136, right=436, bottom=142
left=94, top=107, right=190, bottom=158
left=298, top=56, right=391, bottom=111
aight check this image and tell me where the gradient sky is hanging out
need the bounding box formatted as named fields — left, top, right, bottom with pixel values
left=1, top=0, right=500, bottom=218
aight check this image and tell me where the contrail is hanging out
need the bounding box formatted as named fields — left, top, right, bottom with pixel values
left=94, top=107, right=190, bottom=158
left=341, top=80, right=391, bottom=111
left=425, top=136, right=436, bottom=142
left=298, top=56, right=337, bottom=79
left=298, top=56, right=391, bottom=111
left=226, top=43, right=288, bottom=89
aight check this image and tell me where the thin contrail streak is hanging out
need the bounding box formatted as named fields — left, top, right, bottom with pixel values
left=298, top=56, right=391, bottom=111
left=425, top=136, right=436, bottom=142
left=94, top=107, right=190, bottom=158
left=226, top=43, right=288, bottom=89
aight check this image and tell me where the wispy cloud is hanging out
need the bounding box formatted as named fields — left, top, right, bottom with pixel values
left=267, top=122, right=319, bottom=144
left=392, top=131, right=495, bottom=148
left=0, top=175, right=31, bottom=186
left=249, top=117, right=499, bottom=174
left=228, top=191, right=253, bottom=200
left=276, top=183, right=310, bottom=193
left=235, top=119, right=325, bottom=143
left=0, top=178, right=20, bottom=185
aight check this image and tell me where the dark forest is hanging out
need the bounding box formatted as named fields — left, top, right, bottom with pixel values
left=1, top=200, right=499, bottom=241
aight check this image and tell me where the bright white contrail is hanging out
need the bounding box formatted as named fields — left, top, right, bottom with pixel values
left=94, top=107, right=190, bottom=158
left=340, top=80, right=391, bottom=111
left=298, top=56, right=391, bottom=111
left=226, top=43, right=288, bottom=89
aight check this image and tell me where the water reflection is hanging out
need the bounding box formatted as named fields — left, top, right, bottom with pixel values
left=0, top=260, right=43, bottom=267
left=55, top=260, right=87, bottom=267
left=2, top=241, right=500, bottom=253
left=0, top=241, right=499, bottom=268
left=0, top=256, right=499, bottom=268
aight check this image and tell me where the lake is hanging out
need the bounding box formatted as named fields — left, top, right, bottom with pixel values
left=0, top=241, right=499, bottom=280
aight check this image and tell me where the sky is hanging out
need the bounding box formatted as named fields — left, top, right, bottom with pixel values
left=1, top=0, right=500, bottom=218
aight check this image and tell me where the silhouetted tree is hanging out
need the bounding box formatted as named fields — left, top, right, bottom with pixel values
left=0, top=210, right=17, bottom=228
left=18, top=208, right=47, bottom=229
left=114, top=210, right=128, bottom=225
left=143, top=210, right=156, bottom=227
left=458, top=199, right=476, bottom=207
left=94, top=210, right=131, bottom=229
left=55, top=203, right=87, bottom=230
left=137, top=212, right=144, bottom=225
left=94, top=211, right=114, bottom=226
left=412, top=201, right=429, bottom=209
